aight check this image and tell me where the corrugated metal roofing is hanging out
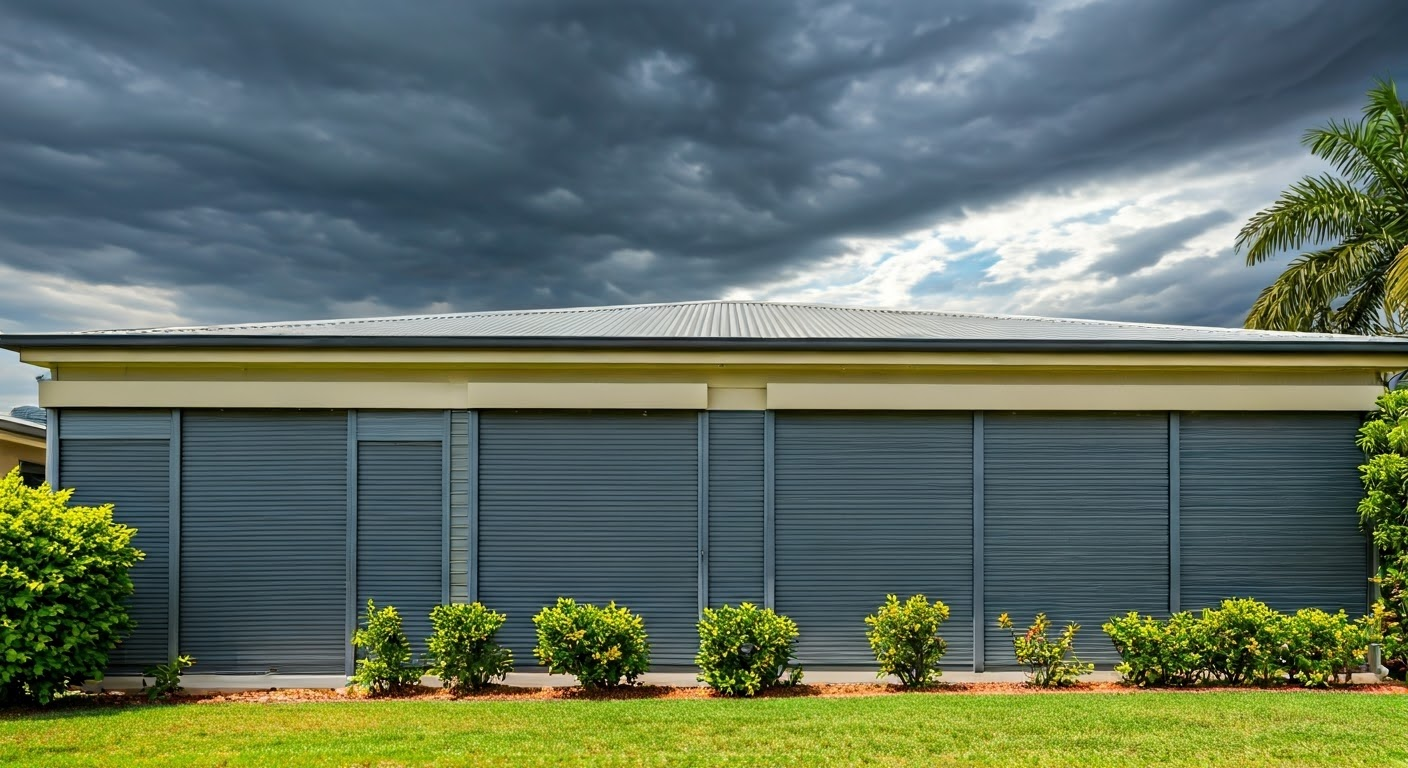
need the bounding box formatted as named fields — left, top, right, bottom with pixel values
left=3, top=301, right=1406, bottom=352
left=42, top=300, right=1404, bottom=342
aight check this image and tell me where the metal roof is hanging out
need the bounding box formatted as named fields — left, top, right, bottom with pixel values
left=0, top=413, right=45, bottom=439
left=2, top=300, right=1405, bottom=353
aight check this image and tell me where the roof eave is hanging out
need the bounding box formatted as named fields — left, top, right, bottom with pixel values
left=2, top=333, right=1406, bottom=355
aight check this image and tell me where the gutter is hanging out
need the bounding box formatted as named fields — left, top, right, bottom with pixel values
left=2, top=334, right=1408, bottom=355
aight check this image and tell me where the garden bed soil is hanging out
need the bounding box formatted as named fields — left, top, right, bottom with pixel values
left=26, top=678, right=1406, bottom=710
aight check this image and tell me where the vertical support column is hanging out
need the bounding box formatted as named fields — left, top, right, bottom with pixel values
left=44, top=409, right=58, bottom=486
left=763, top=410, right=776, bottom=610
left=1169, top=412, right=1181, bottom=615
left=467, top=410, right=480, bottom=604
left=168, top=409, right=181, bottom=661
left=972, top=411, right=985, bottom=673
left=697, top=412, right=709, bottom=616
left=441, top=411, right=452, bottom=606
left=1369, top=540, right=1382, bottom=673
left=344, top=410, right=358, bottom=676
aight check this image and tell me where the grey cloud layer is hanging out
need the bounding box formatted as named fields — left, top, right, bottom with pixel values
left=0, top=0, right=1405, bottom=332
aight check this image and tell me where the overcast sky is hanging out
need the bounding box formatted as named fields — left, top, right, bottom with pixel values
left=1, top=0, right=1406, bottom=409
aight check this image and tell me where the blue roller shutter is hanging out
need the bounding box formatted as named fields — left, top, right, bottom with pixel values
left=61, top=432, right=171, bottom=673
left=774, top=412, right=974, bottom=667
left=707, top=412, right=765, bottom=608
left=983, top=413, right=1169, bottom=667
left=1180, top=413, right=1367, bottom=612
left=356, top=440, right=443, bottom=658
left=477, top=411, right=699, bottom=665
left=180, top=411, right=347, bottom=673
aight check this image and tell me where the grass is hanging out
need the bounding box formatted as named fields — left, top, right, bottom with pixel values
left=2, top=691, right=1406, bottom=767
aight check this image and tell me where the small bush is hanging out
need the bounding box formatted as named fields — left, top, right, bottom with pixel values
left=143, top=655, right=195, bottom=701
left=865, top=594, right=950, bottom=687
left=426, top=602, right=514, bottom=693
left=533, top=598, right=650, bottom=689
left=1200, top=598, right=1284, bottom=685
left=0, top=470, right=142, bottom=705
left=696, top=603, right=801, bottom=696
left=1281, top=608, right=1379, bottom=687
left=1103, top=612, right=1206, bottom=687
left=350, top=600, right=422, bottom=695
left=996, top=612, right=1093, bottom=687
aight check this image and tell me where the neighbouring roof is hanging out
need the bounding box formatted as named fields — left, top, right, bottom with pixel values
left=8, top=406, right=46, bottom=426
left=0, top=413, right=45, bottom=440
left=1, top=300, right=1406, bottom=353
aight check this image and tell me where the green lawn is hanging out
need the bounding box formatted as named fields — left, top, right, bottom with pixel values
left=2, top=692, right=1406, bottom=767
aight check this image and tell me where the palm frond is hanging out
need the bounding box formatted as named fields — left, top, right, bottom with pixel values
left=1235, top=174, right=1386, bottom=264
left=1244, top=239, right=1386, bottom=332
left=1381, top=241, right=1408, bottom=321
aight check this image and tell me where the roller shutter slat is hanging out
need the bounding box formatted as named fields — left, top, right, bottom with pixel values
left=1180, top=413, right=1367, bottom=612
left=983, top=413, right=1169, bottom=668
left=180, top=411, right=347, bottom=674
left=775, top=412, right=974, bottom=667
left=357, top=440, right=443, bottom=656
left=478, top=411, right=699, bottom=665
left=61, top=435, right=171, bottom=673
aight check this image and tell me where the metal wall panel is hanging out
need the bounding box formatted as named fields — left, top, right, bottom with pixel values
left=707, top=412, right=765, bottom=608
left=774, top=412, right=974, bottom=666
left=356, top=441, right=443, bottom=657
left=61, top=437, right=171, bottom=672
left=1180, top=413, right=1367, bottom=612
left=180, top=411, right=347, bottom=673
left=449, top=411, right=470, bottom=602
left=60, top=409, right=171, bottom=439
left=983, top=413, right=1169, bottom=667
left=477, top=411, right=699, bottom=665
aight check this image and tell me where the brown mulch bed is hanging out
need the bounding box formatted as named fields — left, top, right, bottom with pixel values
left=21, top=679, right=1398, bottom=709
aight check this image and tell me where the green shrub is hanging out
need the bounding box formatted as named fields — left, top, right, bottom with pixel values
left=349, top=600, right=422, bottom=695
left=1280, top=608, right=1379, bottom=687
left=1103, top=611, right=1206, bottom=687
left=1356, top=388, right=1408, bottom=678
left=533, top=598, right=650, bottom=689
left=865, top=594, right=950, bottom=687
left=1200, top=598, right=1285, bottom=685
left=426, top=602, right=514, bottom=693
left=143, top=655, right=195, bottom=701
left=0, top=470, right=142, bottom=705
left=996, top=612, right=1093, bottom=687
left=696, top=603, right=801, bottom=696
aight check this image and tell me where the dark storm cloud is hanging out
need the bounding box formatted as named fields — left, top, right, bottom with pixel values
left=1086, top=210, right=1235, bottom=278
left=0, top=0, right=1404, bottom=328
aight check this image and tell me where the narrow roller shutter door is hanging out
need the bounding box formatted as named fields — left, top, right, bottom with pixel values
left=61, top=438, right=170, bottom=673
left=707, top=412, right=765, bottom=608
left=983, top=413, right=1169, bottom=667
left=356, top=441, right=443, bottom=657
left=774, top=412, right=974, bottom=666
left=478, top=411, right=699, bottom=665
left=180, top=411, right=347, bottom=673
left=1180, top=413, right=1366, bottom=612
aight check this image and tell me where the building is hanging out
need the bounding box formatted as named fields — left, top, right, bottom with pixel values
left=0, top=408, right=45, bottom=487
left=0, top=300, right=1397, bottom=678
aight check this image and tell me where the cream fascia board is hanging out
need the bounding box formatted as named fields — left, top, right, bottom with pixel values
left=766, top=382, right=1385, bottom=412
left=19, top=346, right=1408, bottom=371
left=465, top=382, right=707, bottom=410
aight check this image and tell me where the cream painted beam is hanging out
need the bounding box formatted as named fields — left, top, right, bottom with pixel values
left=40, top=380, right=468, bottom=409
left=464, top=382, right=707, bottom=410
left=766, top=382, right=1384, bottom=412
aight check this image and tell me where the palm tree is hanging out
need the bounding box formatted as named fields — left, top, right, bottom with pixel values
left=1239, top=79, right=1408, bottom=335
